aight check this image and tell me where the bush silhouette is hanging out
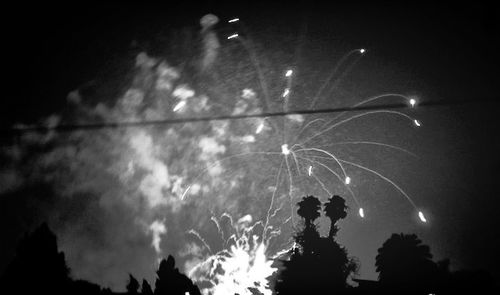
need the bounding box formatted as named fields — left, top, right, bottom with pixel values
left=376, top=233, right=438, bottom=294
left=141, top=279, right=154, bottom=295
left=1, top=222, right=71, bottom=293
left=154, top=255, right=201, bottom=295
left=126, top=274, right=140, bottom=294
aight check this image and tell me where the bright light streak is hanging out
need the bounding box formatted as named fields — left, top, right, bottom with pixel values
left=409, top=98, right=417, bottom=107
left=255, top=122, right=265, bottom=134
left=282, top=88, right=290, bottom=98
left=359, top=208, right=364, bottom=218
left=173, top=100, right=186, bottom=112
left=285, top=69, right=293, bottom=77
left=228, top=18, right=239, bottom=23
left=418, top=211, right=427, bottom=223
left=227, top=33, right=239, bottom=40
left=345, top=176, right=351, bottom=185
left=308, top=165, right=313, bottom=176
left=281, top=144, right=290, bottom=156
left=414, top=119, right=421, bottom=127
left=359, top=48, right=366, bottom=54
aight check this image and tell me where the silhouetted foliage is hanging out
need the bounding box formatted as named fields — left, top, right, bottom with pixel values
left=375, top=233, right=438, bottom=294
left=142, top=279, right=154, bottom=295
left=273, top=195, right=358, bottom=295
left=296, top=195, right=321, bottom=228
left=126, top=274, right=140, bottom=294
left=1, top=222, right=71, bottom=293
left=154, top=255, right=201, bottom=295
left=2, top=219, right=496, bottom=295
left=324, top=195, right=347, bottom=239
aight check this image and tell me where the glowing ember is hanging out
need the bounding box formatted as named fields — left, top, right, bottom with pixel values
left=281, top=144, right=290, bottom=155
left=359, top=208, right=365, bottom=218
left=418, top=211, right=427, bottom=223
left=173, top=100, right=187, bottom=112
left=345, top=176, right=351, bottom=185
left=227, top=33, right=239, bottom=40
left=256, top=122, right=265, bottom=134
left=285, top=69, right=293, bottom=77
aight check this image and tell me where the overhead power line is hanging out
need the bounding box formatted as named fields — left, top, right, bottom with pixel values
left=1, top=97, right=498, bottom=135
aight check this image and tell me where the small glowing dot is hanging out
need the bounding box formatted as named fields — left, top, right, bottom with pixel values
left=228, top=18, right=239, bottom=23
left=173, top=100, right=186, bottom=112
left=345, top=176, right=351, bottom=185
left=409, top=98, right=417, bottom=107
left=308, top=166, right=313, bottom=176
left=285, top=69, right=293, bottom=77
left=281, top=144, right=290, bottom=155
left=227, top=33, right=239, bottom=40
left=418, top=211, right=427, bottom=223
left=359, top=208, right=365, bottom=218
left=414, top=119, right=421, bottom=127
left=359, top=48, right=366, bottom=54
left=256, top=122, right=265, bottom=134
left=282, top=88, right=290, bottom=98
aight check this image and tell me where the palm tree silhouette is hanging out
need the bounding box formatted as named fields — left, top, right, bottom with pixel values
left=296, top=195, right=322, bottom=228
left=323, top=195, right=347, bottom=239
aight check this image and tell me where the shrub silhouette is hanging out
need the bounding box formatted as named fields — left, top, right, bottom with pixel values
left=126, top=274, right=140, bottom=294
left=154, top=255, right=201, bottom=295
left=273, top=195, right=357, bottom=295
left=1, top=222, right=71, bottom=293
left=141, top=279, right=154, bottom=295
left=376, top=233, right=438, bottom=294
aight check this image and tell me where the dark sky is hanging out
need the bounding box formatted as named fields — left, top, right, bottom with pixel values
left=2, top=0, right=500, bottom=289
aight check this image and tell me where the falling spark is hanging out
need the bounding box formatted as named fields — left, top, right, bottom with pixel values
left=345, top=176, right=351, bottom=185
left=308, top=165, right=313, bottom=176
left=282, top=88, right=290, bottom=98
left=418, top=211, right=427, bottom=223
left=281, top=144, right=290, bottom=155
left=359, top=48, right=366, bottom=54
left=285, top=69, right=293, bottom=77
left=173, top=100, right=186, bottom=112
left=409, top=98, right=417, bottom=107
left=227, top=33, right=239, bottom=40
left=228, top=18, right=239, bottom=23
left=256, top=122, right=265, bottom=134
left=414, top=119, right=421, bottom=127
left=359, top=208, right=365, bottom=218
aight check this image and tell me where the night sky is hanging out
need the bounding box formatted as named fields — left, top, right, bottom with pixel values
left=2, top=1, right=499, bottom=292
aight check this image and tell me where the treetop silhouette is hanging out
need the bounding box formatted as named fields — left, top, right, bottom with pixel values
left=273, top=195, right=358, bottom=294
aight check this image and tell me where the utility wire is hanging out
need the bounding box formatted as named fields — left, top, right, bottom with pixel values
left=1, top=97, right=498, bottom=134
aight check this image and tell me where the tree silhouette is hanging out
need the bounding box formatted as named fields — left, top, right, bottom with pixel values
left=273, top=195, right=357, bottom=294
left=296, top=195, right=322, bottom=228
left=142, top=279, right=154, bottom=295
left=323, top=195, right=347, bottom=239
left=1, top=222, right=71, bottom=293
left=126, top=274, right=140, bottom=294
left=154, top=255, right=201, bottom=295
left=376, top=233, right=438, bottom=294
